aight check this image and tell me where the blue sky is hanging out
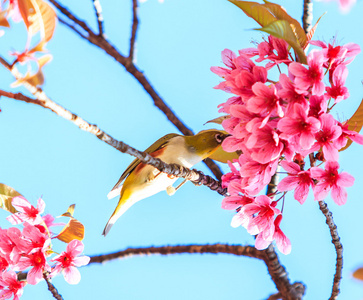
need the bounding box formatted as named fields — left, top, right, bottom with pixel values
left=1, top=0, right=363, bottom=299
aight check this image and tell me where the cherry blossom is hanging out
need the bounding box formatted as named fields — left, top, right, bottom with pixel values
left=311, top=161, right=355, bottom=205
left=277, top=161, right=314, bottom=204
left=51, top=240, right=90, bottom=285
left=7, top=196, right=45, bottom=225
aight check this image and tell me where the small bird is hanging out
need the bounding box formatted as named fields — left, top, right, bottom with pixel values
left=102, top=130, right=229, bottom=236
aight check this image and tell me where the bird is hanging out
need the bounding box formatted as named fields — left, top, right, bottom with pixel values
left=102, top=130, right=229, bottom=236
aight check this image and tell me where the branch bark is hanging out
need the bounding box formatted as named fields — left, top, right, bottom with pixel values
left=0, top=88, right=226, bottom=195
left=302, top=0, right=313, bottom=34
left=43, top=272, right=64, bottom=300
left=47, top=0, right=223, bottom=180
left=91, top=0, right=104, bottom=36
left=318, top=201, right=343, bottom=300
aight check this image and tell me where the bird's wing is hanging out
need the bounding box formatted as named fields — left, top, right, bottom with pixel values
left=107, top=133, right=180, bottom=199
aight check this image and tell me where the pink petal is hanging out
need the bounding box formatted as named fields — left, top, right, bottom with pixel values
left=337, top=172, right=355, bottom=187
left=11, top=196, right=31, bottom=213
left=27, top=266, right=43, bottom=285
left=36, top=198, right=45, bottom=214
left=294, top=183, right=310, bottom=204
left=63, top=266, right=81, bottom=285
left=67, top=240, right=84, bottom=257
left=73, top=256, right=90, bottom=267
left=331, top=185, right=347, bottom=205
left=277, top=176, right=299, bottom=192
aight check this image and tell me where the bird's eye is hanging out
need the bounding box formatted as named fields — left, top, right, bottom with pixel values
left=215, top=133, right=223, bottom=143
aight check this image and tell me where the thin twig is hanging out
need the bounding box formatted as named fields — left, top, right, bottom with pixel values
left=43, top=272, right=64, bottom=300
left=318, top=201, right=343, bottom=300
left=92, top=0, right=104, bottom=36
left=302, top=0, right=313, bottom=34
left=0, top=89, right=226, bottom=195
left=58, top=17, right=88, bottom=40
left=89, top=244, right=265, bottom=264
left=129, top=0, right=139, bottom=60
left=47, top=0, right=224, bottom=180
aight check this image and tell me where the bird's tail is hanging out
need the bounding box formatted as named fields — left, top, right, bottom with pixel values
left=102, top=192, right=134, bottom=236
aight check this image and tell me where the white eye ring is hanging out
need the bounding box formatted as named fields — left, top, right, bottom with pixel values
left=215, top=133, right=223, bottom=143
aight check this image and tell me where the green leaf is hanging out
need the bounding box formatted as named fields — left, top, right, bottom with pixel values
left=258, top=20, right=307, bottom=64
left=0, top=183, right=23, bottom=214
left=228, top=0, right=277, bottom=27
left=262, top=1, right=307, bottom=48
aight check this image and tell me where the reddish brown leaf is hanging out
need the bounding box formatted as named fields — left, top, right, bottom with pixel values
left=353, top=267, right=363, bottom=281
left=56, top=204, right=85, bottom=243
left=305, top=13, right=325, bottom=49
left=204, top=115, right=230, bottom=125
left=11, top=54, right=52, bottom=87
left=17, top=0, right=57, bottom=42
left=0, top=183, right=23, bottom=214
left=340, top=99, right=363, bottom=152
left=0, top=10, right=10, bottom=28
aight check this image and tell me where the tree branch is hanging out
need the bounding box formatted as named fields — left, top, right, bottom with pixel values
left=302, top=0, right=313, bottom=34
left=129, top=0, right=139, bottom=60
left=89, top=243, right=304, bottom=299
left=43, top=272, right=64, bottom=300
left=91, top=0, right=104, bottom=36
left=318, top=201, right=343, bottom=300
left=89, top=243, right=265, bottom=264
left=0, top=88, right=226, bottom=195
left=47, top=0, right=224, bottom=180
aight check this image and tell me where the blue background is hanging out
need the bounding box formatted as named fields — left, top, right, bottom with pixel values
left=1, top=0, right=363, bottom=299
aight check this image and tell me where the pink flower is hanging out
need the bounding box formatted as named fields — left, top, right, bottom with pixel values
left=13, top=223, right=50, bottom=255
left=17, top=249, right=51, bottom=285
left=277, top=73, right=308, bottom=114
left=255, top=215, right=291, bottom=255
left=272, top=215, right=291, bottom=255
left=222, top=195, right=254, bottom=210
left=326, top=64, right=349, bottom=103
left=254, top=35, right=290, bottom=69
left=247, top=82, right=284, bottom=120
left=0, top=270, right=26, bottom=300
left=310, top=113, right=342, bottom=161
left=245, top=125, right=284, bottom=164
left=0, top=227, right=23, bottom=265
left=277, top=161, right=314, bottom=204
left=235, top=195, right=281, bottom=237
left=310, top=161, right=355, bottom=205
left=278, top=103, right=321, bottom=150
left=289, top=51, right=327, bottom=96
left=51, top=240, right=90, bottom=285
left=7, top=196, right=45, bottom=225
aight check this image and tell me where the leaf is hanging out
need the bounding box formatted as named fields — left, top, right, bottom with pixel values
left=262, top=1, right=307, bottom=48
left=258, top=20, right=307, bottom=64
left=305, top=13, right=325, bottom=49
left=209, top=146, right=241, bottom=163
left=353, top=267, right=363, bottom=281
left=228, top=0, right=308, bottom=62
left=228, top=0, right=277, bottom=27
left=204, top=115, right=230, bottom=125
left=0, top=183, right=23, bottom=214
left=339, top=98, right=363, bottom=152
left=56, top=204, right=85, bottom=243
left=11, top=54, right=52, bottom=87
left=0, top=10, right=10, bottom=28
left=34, top=0, right=57, bottom=43
left=17, top=0, right=57, bottom=42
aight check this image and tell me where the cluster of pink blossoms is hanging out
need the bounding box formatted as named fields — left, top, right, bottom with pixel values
left=0, top=196, right=90, bottom=299
left=212, top=35, right=361, bottom=254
